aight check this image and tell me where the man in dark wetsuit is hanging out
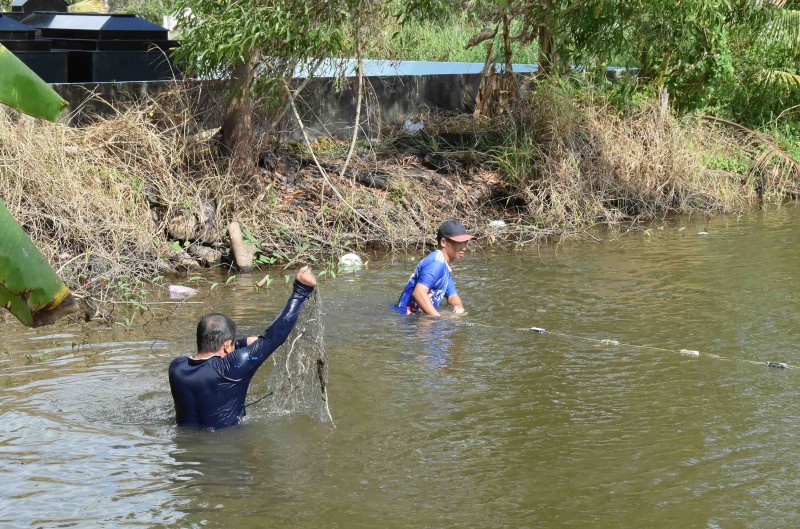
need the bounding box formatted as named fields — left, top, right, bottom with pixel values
left=168, top=266, right=317, bottom=429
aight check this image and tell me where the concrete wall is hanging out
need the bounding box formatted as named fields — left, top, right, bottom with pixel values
left=52, top=73, right=484, bottom=137
left=53, top=79, right=224, bottom=126
left=290, top=73, right=482, bottom=138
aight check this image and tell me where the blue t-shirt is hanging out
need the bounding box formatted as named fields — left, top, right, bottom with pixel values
left=168, top=281, right=313, bottom=429
left=393, top=250, right=456, bottom=314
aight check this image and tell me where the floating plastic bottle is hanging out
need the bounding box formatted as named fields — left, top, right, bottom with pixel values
left=767, top=361, right=788, bottom=369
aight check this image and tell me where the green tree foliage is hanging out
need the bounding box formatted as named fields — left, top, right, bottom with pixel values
left=399, top=0, right=799, bottom=127
left=173, top=0, right=348, bottom=82
left=720, top=1, right=800, bottom=128
left=171, top=0, right=354, bottom=166
left=619, top=0, right=800, bottom=121
left=108, top=0, right=169, bottom=24
left=400, top=1, right=626, bottom=76
left=614, top=0, right=735, bottom=111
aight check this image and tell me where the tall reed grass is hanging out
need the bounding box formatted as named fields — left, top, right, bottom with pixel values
left=357, top=13, right=539, bottom=65
left=487, top=79, right=799, bottom=228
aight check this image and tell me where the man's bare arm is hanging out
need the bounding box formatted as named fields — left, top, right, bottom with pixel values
left=412, top=283, right=441, bottom=316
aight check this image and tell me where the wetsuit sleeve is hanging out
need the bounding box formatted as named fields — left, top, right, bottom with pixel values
left=234, top=337, right=248, bottom=349
left=223, top=280, right=314, bottom=379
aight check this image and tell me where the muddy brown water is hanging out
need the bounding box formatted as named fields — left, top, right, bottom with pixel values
left=2, top=207, right=800, bottom=528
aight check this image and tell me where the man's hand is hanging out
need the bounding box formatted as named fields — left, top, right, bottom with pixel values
left=448, top=293, right=464, bottom=314
left=296, top=265, right=317, bottom=287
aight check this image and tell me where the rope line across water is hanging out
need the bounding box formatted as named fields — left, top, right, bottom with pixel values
left=454, top=321, right=795, bottom=371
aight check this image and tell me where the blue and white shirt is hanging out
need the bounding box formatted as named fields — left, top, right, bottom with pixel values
left=393, top=250, right=456, bottom=314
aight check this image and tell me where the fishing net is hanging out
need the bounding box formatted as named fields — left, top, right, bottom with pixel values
left=262, top=289, right=333, bottom=425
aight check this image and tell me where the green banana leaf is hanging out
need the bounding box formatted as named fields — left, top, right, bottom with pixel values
left=0, top=44, right=68, bottom=122
left=0, top=199, right=79, bottom=326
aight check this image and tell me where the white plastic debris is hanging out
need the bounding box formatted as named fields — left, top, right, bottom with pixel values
left=767, top=361, right=788, bottom=369
left=489, top=220, right=507, bottom=228
left=402, top=119, right=425, bottom=134
left=339, top=253, right=364, bottom=271
left=168, top=285, right=197, bottom=298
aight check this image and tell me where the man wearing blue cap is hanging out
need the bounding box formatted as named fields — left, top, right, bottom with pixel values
left=393, top=220, right=476, bottom=316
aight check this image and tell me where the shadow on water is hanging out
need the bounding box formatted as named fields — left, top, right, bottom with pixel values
left=2, top=207, right=800, bottom=528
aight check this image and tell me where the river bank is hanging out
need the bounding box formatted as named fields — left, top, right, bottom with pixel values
left=1, top=81, right=798, bottom=322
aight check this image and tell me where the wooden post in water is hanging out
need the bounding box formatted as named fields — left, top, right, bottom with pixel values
left=228, top=221, right=255, bottom=273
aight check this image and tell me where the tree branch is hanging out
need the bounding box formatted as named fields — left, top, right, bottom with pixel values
left=342, top=7, right=364, bottom=179
left=282, top=80, right=382, bottom=232
left=465, top=26, right=497, bottom=49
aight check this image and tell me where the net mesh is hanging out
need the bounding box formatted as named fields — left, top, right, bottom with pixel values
left=262, top=289, right=333, bottom=425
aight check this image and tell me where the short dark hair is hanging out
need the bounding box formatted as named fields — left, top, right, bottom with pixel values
left=196, top=313, right=237, bottom=354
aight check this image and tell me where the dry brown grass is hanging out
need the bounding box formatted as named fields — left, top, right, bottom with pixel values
left=2, top=113, right=160, bottom=289
left=490, top=82, right=780, bottom=228
left=0, top=87, right=485, bottom=318
left=3, top=81, right=793, bottom=318
left=0, top=91, right=220, bottom=317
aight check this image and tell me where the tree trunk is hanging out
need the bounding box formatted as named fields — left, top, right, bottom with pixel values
left=501, top=13, right=517, bottom=111
left=537, top=0, right=559, bottom=78
left=221, top=48, right=258, bottom=171
left=537, top=23, right=557, bottom=77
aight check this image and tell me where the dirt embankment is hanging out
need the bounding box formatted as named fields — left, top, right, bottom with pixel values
left=0, top=101, right=538, bottom=321
left=3, top=82, right=794, bottom=322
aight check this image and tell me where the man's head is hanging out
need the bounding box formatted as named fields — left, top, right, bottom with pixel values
left=197, top=313, right=237, bottom=355
left=436, top=220, right=476, bottom=245
left=436, top=220, right=476, bottom=263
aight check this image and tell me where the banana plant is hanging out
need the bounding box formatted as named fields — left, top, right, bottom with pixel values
left=0, top=201, right=79, bottom=327
left=0, top=45, right=76, bottom=326
left=0, top=44, right=68, bottom=121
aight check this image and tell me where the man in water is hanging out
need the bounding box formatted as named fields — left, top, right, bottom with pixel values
left=168, top=266, right=317, bottom=429
left=393, top=219, right=476, bottom=316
